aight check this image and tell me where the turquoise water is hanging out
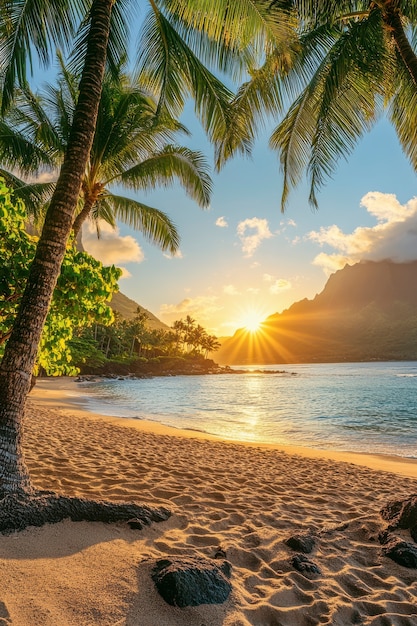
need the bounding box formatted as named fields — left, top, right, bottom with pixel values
left=78, top=362, right=417, bottom=458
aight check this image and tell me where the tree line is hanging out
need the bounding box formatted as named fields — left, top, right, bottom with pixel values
left=71, top=312, right=221, bottom=374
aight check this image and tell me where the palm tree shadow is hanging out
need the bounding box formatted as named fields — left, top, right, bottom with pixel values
left=0, top=491, right=170, bottom=547
left=0, top=509, right=171, bottom=561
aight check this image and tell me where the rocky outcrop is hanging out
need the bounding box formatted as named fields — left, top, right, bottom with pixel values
left=151, top=556, right=232, bottom=607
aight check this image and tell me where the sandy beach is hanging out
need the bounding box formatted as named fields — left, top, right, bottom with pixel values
left=1, top=377, right=417, bottom=625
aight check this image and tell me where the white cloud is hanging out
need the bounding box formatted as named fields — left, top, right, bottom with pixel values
left=269, top=279, right=292, bottom=294
left=308, top=192, right=417, bottom=274
left=237, top=217, right=273, bottom=257
left=312, top=253, right=353, bottom=275
left=223, top=284, right=240, bottom=295
left=263, top=273, right=292, bottom=293
left=163, top=249, right=184, bottom=259
left=26, top=170, right=57, bottom=184
left=159, top=296, right=222, bottom=327
left=82, top=221, right=144, bottom=265
left=216, top=216, right=228, bottom=228
left=119, top=267, right=132, bottom=279
left=279, top=218, right=297, bottom=228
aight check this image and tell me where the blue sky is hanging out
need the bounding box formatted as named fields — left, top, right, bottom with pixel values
left=83, top=107, right=417, bottom=336
left=29, top=27, right=417, bottom=337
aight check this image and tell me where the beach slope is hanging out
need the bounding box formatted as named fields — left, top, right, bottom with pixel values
left=1, top=378, right=416, bottom=625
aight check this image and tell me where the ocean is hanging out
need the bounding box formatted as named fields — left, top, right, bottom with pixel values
left=76, top=361, right=417, bottom=458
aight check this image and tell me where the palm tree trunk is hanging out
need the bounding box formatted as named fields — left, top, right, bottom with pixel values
left=382, top=2, right=417, bottom=87
left=72, top=195, right=95, bottom=238
left=0, top=0, right=113, bottom=497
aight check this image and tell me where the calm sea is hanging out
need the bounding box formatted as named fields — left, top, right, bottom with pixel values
left=77, top=362, right=417, bottom=458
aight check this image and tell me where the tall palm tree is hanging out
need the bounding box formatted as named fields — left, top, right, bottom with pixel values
left=0, top=0, right=291, bottom=517
left=1, top=60, right=213, bottom=254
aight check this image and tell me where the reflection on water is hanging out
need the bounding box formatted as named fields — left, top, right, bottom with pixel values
left=79, top=362, right=417, bottom=458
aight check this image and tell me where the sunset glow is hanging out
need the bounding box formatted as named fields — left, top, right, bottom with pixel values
left=237, top=309, right=266, bottom=333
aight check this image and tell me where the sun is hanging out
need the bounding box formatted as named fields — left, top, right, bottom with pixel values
left=237, top=309, right=266, bottom=333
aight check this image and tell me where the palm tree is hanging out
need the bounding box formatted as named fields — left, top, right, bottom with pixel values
left=0, top=0, right=290, bottom=524
left=224, top=1, right=417, bottom=209
left=1, top=60, right=213, bottom=253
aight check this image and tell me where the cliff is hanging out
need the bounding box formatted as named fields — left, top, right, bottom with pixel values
left=216, top=261, right=417, bottom=364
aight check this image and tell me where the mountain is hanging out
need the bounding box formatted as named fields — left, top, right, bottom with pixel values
left=109, top=291, right=169, bottom=330
left=216, top=260, right=417, bottom=365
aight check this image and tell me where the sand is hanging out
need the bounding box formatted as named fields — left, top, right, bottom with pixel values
left=1, top=377, right=416, bottom=625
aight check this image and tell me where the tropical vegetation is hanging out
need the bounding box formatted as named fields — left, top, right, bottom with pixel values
left=71, top=312, right=221, bottom=375
left=0, top=57, right=212, bottom=252
left=0, top=0, right=288, bottom=504
left=0, top=180, right=120, bottom=376
left=1, top=0, right=415, bottom=525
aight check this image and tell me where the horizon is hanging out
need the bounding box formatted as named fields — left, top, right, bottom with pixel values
left=29, top=40, right=417, bottom=338
left=83, top=111, right=417, bottom=336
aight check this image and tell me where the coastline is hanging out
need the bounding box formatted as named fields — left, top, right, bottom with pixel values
left=30, top=376, right=417, bottom=480
left=1, top=376, right=415, bottom=624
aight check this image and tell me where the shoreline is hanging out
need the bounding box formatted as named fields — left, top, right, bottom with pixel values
left=0, top=375, right=415, bottom=624
left=30, top=376, right=417, bottom=479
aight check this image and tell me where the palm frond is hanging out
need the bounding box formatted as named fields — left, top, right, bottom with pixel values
left=101, top=193, right=181, bottom=254
left=68, top=0, right=131, bottom=78
left=118, top=145, right=212, bottom=207
left=389, top=55, right=417, bottom=171
left=271, top=10, right=386, bottom=209
left=0, top=169, right=54, bottom=218
left=215, top=44, right=295, bottom=167
left=90, top=196, right=117, bottom=233
left=0, top=0, right=87, bottom=112
left=159, top=0, right=296, bottom=75
left=137, top=7, right=233, bottom=143
left=0, top=119, right=54, bottom=171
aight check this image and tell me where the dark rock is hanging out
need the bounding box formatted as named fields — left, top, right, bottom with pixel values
left=411, top=525, right=417, bottom=543
left=378, top=530, right=391, bottom=545
left=380, top=494, right=417, bottom=530
left=151, top=556, right=232, bottom=607
left=285, top=534, right=315, bottom=553
left=382, top=538, right=417, bottom=568
left=290, top=554, right=321, bottom=575
left=0, top=601, right=10, bottom=622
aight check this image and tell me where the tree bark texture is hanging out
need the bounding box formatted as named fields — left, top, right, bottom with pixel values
left=381, top=1, right=417, bottom=87
left=0, top=0, right=114, bottom=496
left=72, top=182, right=104, bottom=237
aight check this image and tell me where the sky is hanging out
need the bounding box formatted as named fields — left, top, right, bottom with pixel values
left=82, top=107, right=417, bottom=337
left=28, top=26, right=417, bottom=338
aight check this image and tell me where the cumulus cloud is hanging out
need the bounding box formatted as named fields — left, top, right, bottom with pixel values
left=237, top=217, right=273, bottom=257
left=26, top=170, right=57, bottom=184
left=223, top=284, right=240, bottom=295
left=119, top=267, right=132, bottom=279
left=159, top=296, right=222, bottom=326
left=263, top=273, right=292, bottom=294
left=216, top=216, right=228, bottom=228
left=308, top=192, right=417, bottom=274
left=82, top=220, right=144, bottom=265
